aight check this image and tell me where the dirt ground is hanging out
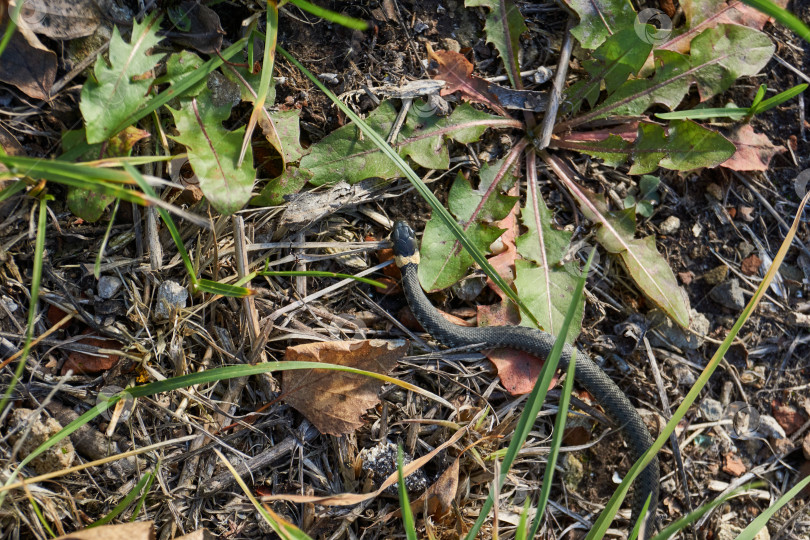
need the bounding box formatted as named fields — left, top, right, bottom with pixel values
left=1, top=0, right=810, bottom=539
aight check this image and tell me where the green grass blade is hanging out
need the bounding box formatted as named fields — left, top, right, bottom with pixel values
left=88, top=469, right=154, bottom=527
left=255, top=270, right=388, bottom=289
left=0, top=179, right=28, bottom=202
left=397, top=446, right=418, bottom=540
left=124, top=162, right=198, bottom=286
left=750, top=83, right=809, bottom=115
left=528, top=348, right=577, bottom=537
left=276, top=45, right=541, bottom=329
left=287, top=0, right=369, bottom=30
left=195, top=278, right=254, bottom=297
left=650, top=481, right=764, bottom=540
left=94, top=198, right=120, bottom=279
left=734, top=475, right=810, bottom=540
left=0, top=196, right=50, bottom=420
left=742, top=0, right=810, bottom=43
left=655, top=108, right=750, bottom=120
left=464, top=250, right=595, bottom=539
left=213, top=448, right=314, bottom=540
left=628, top=494, right=652, bottom=540
left=585, top=192, right=810, bottom=539
left=0, top=1, right=24, bottom=60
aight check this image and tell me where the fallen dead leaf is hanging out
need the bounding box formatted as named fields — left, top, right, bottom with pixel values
left=721, top=124, right=786, bottom=172
left=0, top=21, right=56, bottom=100
left=54, top=521, right=155, bottom=540
left=283, top=339, right=407, bottom=435
left=61, top=330, right=123, bottom=375
left=168, top=1, right=224, bottom=54
left=14, top=0, right=101, bottom=39
left=426, top=45, right=507, bottom=116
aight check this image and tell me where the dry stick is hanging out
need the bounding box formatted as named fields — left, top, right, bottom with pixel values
left=643, top=337, right=694, bottom=523
left=200, top=421, right=319, bottom=496
left=233, top=215, right=262, bottom=358
left=734, top=171, right=810, bottom=258
left=0, top=313, right=73, bottom=370
left=534, top=17, right=575, bottom=151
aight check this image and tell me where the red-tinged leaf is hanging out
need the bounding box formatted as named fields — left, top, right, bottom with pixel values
left=61, top=331, right=123, bottom=375
left=663, top=0, right=789, bottom=54
left=426, top=47, right=508, bottom=116
left=721, top=124, right=786, bottom=171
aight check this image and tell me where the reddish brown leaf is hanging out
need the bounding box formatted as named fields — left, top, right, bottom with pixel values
left=61, top=331, right=122, bottom=375
left=426, top=46, right=508, bottom=116
left=283, top=339, right=407, bottom=435
left=0, top=22, right=56, bottom=100
left=721, top=124, right=786, bottom=172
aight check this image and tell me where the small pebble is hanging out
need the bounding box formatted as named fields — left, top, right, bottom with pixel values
left=709, top=278, right=746, bottom=310
left=757, top=414, right=787, bottom=440
left=659, top=215, right=680, bottom=235
left=97, top=275, right=123, bottom=299
left=154, top=281, right=188, bottom=321
left=702, top=265, right=729, bottom=286
left=673, top=366, right=696, bottom=387
left=699, top=398, right=723, bottom=421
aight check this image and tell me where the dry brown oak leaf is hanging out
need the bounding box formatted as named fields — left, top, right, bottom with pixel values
left=283, top=339, right=408, bottom=436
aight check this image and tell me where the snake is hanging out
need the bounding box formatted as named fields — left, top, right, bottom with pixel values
left=391, top=220, right=659, bottom=537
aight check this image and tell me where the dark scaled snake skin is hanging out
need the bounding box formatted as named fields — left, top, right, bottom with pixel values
left=391, top=220, right=659, bottom=537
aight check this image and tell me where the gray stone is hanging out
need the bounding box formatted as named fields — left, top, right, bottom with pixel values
left=673, top=366, right=696, bottom=387
left=757, top=415, right=787, bottom=440
left=97, top=275, right=123, bottom=299
left=709, top=278, right=746, bottom=310
left=154, top=281, right=188, bottom=321
left=648, top=308, right=709, bottom=350
left=700, top=398, right=723, bottom=421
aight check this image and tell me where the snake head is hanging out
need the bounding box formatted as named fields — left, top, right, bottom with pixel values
left=391, top=220, right=418, bottom=258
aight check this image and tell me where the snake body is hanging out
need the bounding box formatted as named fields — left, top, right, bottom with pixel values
left=391, top=220, right=659, bottom=536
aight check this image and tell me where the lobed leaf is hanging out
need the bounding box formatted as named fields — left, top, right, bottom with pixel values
left=465, top=0, right=528, bottom=88
left=168, top=79, right=256, bottom=215
left=79, top=14, right=164, bottom=144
